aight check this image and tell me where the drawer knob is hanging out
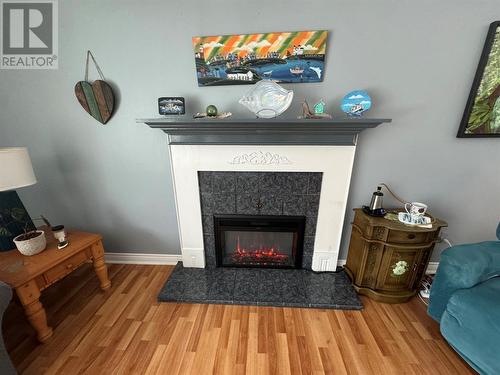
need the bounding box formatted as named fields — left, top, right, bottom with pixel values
left=408, top=234, right=416, bottom=239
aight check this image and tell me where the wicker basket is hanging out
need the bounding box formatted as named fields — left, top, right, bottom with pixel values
left=13, top=230, right=47, bottom=256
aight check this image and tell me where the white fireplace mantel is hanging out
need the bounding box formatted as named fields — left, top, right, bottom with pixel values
left=141, top=118, right=391, bottom=272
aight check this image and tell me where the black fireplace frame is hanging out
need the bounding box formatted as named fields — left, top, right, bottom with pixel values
left=214, top=214, right=306, bottom=269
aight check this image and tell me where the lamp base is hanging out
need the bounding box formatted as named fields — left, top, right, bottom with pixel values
left=0, top=190, right=35, bottom=251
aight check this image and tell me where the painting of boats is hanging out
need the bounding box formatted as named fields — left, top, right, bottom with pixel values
left=192, top=30, right=328, bottom=87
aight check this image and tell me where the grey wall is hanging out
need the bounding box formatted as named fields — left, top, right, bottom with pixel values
left=1, top=0, right=499, bottom=261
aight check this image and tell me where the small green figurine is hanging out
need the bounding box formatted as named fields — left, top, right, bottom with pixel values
left=206, top=105, right=218, bottom=117
left=313, top=99, right=326, bottom=115
left=298, top=100, right=332, bottom=119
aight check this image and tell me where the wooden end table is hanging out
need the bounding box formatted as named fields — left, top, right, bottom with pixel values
left=345, top=208, right=447, bottom=303
left=0, top=230, right=111, bottom=342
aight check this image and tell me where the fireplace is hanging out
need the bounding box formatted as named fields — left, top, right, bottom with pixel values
left=144, top=118, right=389, bottom=270
left=214, top=215, right=305, bottom=269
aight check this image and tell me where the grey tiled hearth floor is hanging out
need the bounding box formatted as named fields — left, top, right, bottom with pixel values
left=158, top=263, right=363, bottom=310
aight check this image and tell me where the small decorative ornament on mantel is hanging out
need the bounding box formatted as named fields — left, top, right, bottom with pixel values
left=298, top=99, right=332, bottom=119
left=341, top=90, right=372, bottom=117
left=239, top=80, right=293, bottom=118
left=74, top=51, right=115, bottom=125
left=314, top=99, right=326, bottom=115
left=193, top=104, right=232, bottom=119
left=206, top=105, right=218, bottom=117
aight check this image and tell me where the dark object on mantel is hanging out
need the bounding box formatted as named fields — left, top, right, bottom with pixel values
left=158, top=97, right=185, bottom=115
left=139, top=117, right=391, bottom=145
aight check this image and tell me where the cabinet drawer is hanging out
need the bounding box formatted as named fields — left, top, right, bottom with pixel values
left=387, top=230, right=431, bottom=244
left=44, top=251, right=88, bottom=284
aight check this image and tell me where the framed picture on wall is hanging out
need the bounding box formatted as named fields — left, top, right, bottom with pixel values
left=458, top=21, right=500, bottom=138
left=192, top=30, right=328, bottom=87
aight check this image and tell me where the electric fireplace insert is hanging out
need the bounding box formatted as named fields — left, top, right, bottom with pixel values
left=214, top=215, right=305, bottom=269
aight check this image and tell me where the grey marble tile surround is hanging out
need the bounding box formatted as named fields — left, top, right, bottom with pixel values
left=158, top=262, right=363, bottom=310
left=198, top=171, right=322, bottom=269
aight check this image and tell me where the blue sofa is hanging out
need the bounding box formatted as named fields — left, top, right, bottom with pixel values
left=428, top=223, right=500, bottom=375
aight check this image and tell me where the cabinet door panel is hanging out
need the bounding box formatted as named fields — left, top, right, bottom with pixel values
left=376, top=247, right=423, bottom=291
left=360, top=242, right=384, bottom=288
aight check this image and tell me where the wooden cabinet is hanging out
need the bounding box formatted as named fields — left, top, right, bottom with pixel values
left=344, top=209, right=447, bottom=303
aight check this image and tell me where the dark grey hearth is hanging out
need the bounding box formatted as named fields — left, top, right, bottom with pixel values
left=198, top=171, right=321, bottom=270
left=140, top=118, right=391, bottom=145
left=158, top=262, right=363, bottom=310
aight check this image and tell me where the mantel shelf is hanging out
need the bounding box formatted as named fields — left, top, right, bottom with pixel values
left=138, top=117, right=392, bottom=145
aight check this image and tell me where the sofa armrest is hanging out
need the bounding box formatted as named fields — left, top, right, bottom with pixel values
left=0, top=282, right=16, bottom=374
left=428, top=240, right=500, bottom=321
left=0, top=282, right=12, bottom=314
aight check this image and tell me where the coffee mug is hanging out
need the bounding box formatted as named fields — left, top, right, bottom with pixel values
left=405, top=202, right=428, bottom=217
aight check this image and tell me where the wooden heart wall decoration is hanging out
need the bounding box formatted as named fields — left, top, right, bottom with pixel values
left=74, top=51, right=115, bottom=124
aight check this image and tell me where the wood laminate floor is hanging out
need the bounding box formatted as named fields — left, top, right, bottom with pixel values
left=3, top=264, right=474, bottom=374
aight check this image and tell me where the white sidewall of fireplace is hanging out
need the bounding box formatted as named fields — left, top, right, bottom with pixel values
left=169, top=145, right=356, bottom=271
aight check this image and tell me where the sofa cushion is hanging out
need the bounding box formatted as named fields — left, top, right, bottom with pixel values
left=441, top=277, right=500, bottom=375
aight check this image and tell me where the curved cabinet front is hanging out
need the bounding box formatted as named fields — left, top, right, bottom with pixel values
left=344, top=209, right=446, bottom=303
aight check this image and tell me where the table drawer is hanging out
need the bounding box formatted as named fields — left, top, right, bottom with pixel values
left=387, top=230, right=431, bottom=244
left=44, top=251, right=88, bottom=284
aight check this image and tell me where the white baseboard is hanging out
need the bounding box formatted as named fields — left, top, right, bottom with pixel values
left=105, top=252, right=182, bottom=265
left=104, top=252, right=439, bottom=274
left=105, top=252, right=348, bottom=267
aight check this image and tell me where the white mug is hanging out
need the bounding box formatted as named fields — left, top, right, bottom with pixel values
left=405, top=202, right=428, bottom=217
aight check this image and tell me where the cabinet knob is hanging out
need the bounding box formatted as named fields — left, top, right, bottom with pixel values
left=408, top=234, right=416, bottom=239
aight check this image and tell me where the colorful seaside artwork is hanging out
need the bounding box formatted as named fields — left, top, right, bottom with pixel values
left=192, top=30, right=328, bottom=87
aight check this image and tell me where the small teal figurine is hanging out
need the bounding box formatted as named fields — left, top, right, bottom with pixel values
left=341, top=90, right=372, bottom=116
left=313, top=99, right=326, bottom=115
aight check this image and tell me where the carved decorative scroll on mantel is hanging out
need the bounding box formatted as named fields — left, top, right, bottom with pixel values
left=229, top=151, right=292, bottom=165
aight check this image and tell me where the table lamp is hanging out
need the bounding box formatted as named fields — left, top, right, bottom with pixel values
left=0, top=147, right=37, bottom=251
